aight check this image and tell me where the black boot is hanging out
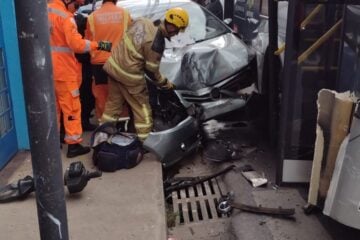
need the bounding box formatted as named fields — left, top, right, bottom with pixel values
left=67, top=143, right=91, bottom=158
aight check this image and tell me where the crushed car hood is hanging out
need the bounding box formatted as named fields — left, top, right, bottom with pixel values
left=160, top=33, right=250, bottom=91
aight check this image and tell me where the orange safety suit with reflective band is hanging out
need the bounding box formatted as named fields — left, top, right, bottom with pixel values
left=48, top=0, right=98, bottom=144
left=102, top=18, right=168, bottom=141
left=85, top=2, right=131, bottom=120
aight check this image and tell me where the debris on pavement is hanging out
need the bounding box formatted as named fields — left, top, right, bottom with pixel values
left=202, top=140, right=236, bottom=162
left=241, top=166, right=268, bottom=187
left=64, top=161, right=102, bottom=194
left=164, top=165, right=235, bottom=195
left=0, top=175, right=34, bottom=203
left=0, top=161, right=101, bottom=202
left=202, top=139, right=257, bottom=162
left=307, top=89, right=354, bottom=207
left=306, top=90, right=360, bottom=229
left=217, top=192, right=295, bottom=217
left=271, top=183, right=280, bottom=190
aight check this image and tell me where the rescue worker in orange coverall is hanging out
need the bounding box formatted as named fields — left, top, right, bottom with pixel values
left=48, top=0, right=112, bottom=158
left=85, top=0, right=132, bottom=122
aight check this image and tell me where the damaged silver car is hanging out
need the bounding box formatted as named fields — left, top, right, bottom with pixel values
left=79, top=0, right=257, bottom=167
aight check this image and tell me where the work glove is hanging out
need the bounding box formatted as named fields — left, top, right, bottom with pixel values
left=160, top=78, right=175, bottom=90
left=97, top=41, right=112, bottom=52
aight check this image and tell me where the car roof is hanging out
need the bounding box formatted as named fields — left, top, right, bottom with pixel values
left=117, top=0, right=194, bottom=19
left=118, top=0, right=191, bottom=7
left=78, top=0, right=193, bottom=17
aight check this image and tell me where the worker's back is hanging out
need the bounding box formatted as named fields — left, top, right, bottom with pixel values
left=86, top=1, right=131, bottom=64
left=105, top=18, right=161, bottom=86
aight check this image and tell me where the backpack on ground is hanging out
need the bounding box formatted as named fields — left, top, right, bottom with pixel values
left=90, top=122, right=143, bottom=172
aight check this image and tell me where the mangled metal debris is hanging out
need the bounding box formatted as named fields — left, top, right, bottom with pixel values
left=241, top=166, right=268, bottom=188
left=202, top=140, right=237, bottom=162
left=306, top=89, right=360, bottom=229
left=164, top=165, right=235, bottom=195
left=160, top=32, right=252, bottom=91
left=202, top=120, right=249, bottom=139
left=307, top=89, right=354, bottom=207
left=217, top=192, right=295, bottom=217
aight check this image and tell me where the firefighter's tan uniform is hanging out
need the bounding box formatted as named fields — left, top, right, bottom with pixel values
left=85, top=1, right=131, bottom=120
left=102, top=18, right=169, bottom=141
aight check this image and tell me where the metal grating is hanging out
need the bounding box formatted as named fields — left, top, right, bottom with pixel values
left=171, top=178, right=228, bottom=226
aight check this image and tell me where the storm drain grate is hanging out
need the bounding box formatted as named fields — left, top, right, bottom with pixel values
left=171, top=178, right=228, bottom=226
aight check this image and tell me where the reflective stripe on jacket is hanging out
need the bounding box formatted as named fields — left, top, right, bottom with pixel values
left=103, top=18, right=167, bottom=87
left=85, top=2, right=131, bottom=64
left=48, top=0, right=98, bottom=81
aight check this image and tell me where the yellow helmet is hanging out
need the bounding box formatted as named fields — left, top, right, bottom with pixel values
left=165, top=7, right=189, bottom=30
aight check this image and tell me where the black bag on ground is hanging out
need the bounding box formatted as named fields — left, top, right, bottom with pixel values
left=91, top=122, right=143, bottom=172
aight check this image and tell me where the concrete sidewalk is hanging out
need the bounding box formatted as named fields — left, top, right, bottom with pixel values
left=0, top=133, right=167, bottom=240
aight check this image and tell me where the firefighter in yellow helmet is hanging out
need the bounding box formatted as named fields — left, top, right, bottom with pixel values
left=101, top=7, right=189, bottom=141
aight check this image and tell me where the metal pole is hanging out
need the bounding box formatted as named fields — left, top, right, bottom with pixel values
left=276, top=0, right=300, bottom=185
left=335, top=6, right=347, bottom=90
left=14, top=1, right=69, bottom=239
left=268, top=0, right=279, bottom=147
left=297, top=18, right=343, bottom=64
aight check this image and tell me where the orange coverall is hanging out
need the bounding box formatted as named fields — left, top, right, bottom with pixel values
left=48, top=0, right=98, bottom=144
left=85, top=1, right=131, bottom=120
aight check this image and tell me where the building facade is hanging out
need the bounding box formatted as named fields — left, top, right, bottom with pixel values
left=0, top=1, right=29, bottom=168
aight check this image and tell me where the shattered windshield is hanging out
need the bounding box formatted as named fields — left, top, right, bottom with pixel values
left=118, top=1, right=230, bottom=43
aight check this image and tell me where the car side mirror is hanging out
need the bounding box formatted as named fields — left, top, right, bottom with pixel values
left=223, top=18, right=232, bottom=26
